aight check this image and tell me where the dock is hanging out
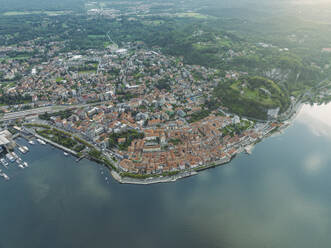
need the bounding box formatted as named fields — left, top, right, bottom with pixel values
left=76, top=155, right=85, bottom=162
left=195, top=156, right=232, bottom=172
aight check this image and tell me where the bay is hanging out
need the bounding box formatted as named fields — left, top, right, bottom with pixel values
left=1, top=104, right=331, bottom=248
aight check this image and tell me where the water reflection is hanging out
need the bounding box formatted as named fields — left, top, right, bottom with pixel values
left=297, top=103, right=331, bottom=138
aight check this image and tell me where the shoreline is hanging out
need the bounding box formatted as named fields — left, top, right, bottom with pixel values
left=14, top=102, right=304, bottom=185
left=15, top=122, right=292, bottom=185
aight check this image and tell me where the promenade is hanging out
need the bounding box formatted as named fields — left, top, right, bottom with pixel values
left=23, top=128, right=78, bottom=156
left=112, top=170, right=198, bottom=185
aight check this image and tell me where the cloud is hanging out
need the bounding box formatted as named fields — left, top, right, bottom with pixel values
left=160, top=166, right=331, bottom=248
left=296, top=104, right=331, bottom=138
left=303, top=153, right=325, bottom=174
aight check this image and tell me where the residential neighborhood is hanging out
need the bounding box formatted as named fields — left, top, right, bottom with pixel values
left=0, top=40, right=285, bottom=180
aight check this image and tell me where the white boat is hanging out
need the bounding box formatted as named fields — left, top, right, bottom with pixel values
left=11, top=152, right=19, bottom=160
left=0, top=172, right=10, bottom=180
left=23, top=162, right=29, bottom=168
left=6, top=153, right=15, bottom=162
left=28, top=140, right=35, bottom=145
left=18, top=147, right=27, bottom=154
left=0, top=158, right=8, bottom=167
left=23, top=146, right=29, bottom=152
left=18, top=164, right=24, bottom=169
left=64, top=152, right=69, bottom=156
left=37, top=139, right=46, bottom=145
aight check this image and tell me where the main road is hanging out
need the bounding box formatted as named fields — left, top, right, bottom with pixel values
left=0, top=101, right=110, bottom=121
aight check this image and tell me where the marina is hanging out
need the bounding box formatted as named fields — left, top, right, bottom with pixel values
left=1, top=158, right=8, bottom=167
left=0, top=129, right=81, bottom=181
left=0, top=138, right=31, bottom=180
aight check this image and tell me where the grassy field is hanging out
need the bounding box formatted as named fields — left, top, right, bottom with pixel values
left=78, top=70, right=97, bottom=74
left=175, top=12, right=211, bottom=19
left=230, top=80, right=278, bottom=106
left=143, top=20, right=165, bottom=26
left=2, top=11, right=71, bottom=16
left=214, top=76, right=291, bottom=119
left=87, top=35, right=106, bottom=39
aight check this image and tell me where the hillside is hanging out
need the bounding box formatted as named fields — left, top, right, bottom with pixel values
left=214, top=76, right=291, bottom=119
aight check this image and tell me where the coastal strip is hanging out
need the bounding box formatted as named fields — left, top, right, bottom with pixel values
left=19, top=128, right=78, bottom=156
left=13, top=121, right=282, bottom=185
left=112, top=170, right=198, bottom=185
left=34, top=133, right=78, bottom=156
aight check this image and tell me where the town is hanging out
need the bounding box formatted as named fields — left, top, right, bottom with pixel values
left=0, top=39, right=287, bottom=183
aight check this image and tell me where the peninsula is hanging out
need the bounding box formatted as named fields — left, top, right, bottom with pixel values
left=1, top=0, right=331, bottom=184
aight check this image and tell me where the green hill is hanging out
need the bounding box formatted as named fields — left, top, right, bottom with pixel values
left=214, top=76, right=290, bottom=119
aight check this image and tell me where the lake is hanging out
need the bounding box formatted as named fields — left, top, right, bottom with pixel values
left=1, top=103, right=331, bottom=248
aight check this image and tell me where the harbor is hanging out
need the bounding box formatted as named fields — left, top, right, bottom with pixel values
left=0, top=139, right=31, bottom=180
left=0, top=104, right=330, bottom=248
left=0, top=129, right=74, bottom=181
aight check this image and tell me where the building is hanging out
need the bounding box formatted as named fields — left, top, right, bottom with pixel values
left=0, top=130, right=15, bottom=150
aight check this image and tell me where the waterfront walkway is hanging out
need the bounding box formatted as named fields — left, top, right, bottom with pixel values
left=33, top=133, right=78, bottom=156
left=112, top=170, right=198, bottom=185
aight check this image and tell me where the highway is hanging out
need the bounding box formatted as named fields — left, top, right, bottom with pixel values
left=0, top=101, right=110, bottom=121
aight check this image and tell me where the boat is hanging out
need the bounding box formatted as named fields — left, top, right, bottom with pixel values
left=23, top=162, right=29, bottom=168
left=23, top=146, right=29, bottom=152
left=37, top=139, right=46, bottom=145
left=18, top=147, right=27, bottom=154
left=0, top=172, right=10, bottom=180
left=0, top=158, right=8, bottom=167
left=18, top=164, right=24, bottom=169
left=64, top=152, right=69, bottom=156
left=28, top=140, right=35, bottom=145
left=6, top=153, right=15, bottom=162
left=11, top=152, right=19, bottom=160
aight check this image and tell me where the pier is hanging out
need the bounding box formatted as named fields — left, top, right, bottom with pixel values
left=76, top=155, right=85, bottom=162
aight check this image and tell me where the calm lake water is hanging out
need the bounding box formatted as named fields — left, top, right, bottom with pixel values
left=1, top=104, right=331, bottom=248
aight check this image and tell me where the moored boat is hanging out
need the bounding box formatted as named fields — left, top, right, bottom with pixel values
left=18, top=147, right=26, bottom=154
left=37, top=139, right=46, bottom=145
left=6, top=153, right=15, bottom=162
left=0, top=172, right=10, bottom=180
left=11, top=152, right=19, bottom=160
left=0, top=158, right=8, bottom=167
